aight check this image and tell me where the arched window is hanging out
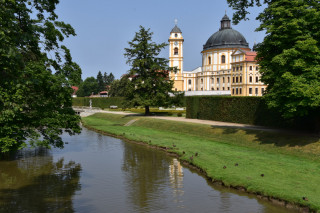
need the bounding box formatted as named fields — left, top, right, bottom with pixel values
left=174, top=47, right=178, bottom=55
left=221, top=55, right=226, bottom=64
left=175, top=33, right=178, bottom=38
left=208, top=56, right=211, bottom=65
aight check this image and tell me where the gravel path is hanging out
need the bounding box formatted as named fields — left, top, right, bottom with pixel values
left=74, top=107, right=317, bottom=135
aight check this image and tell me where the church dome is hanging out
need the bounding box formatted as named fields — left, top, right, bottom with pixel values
left=203, top=15, right=249, bottom=50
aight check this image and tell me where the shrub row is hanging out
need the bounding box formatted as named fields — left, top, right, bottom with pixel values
left=72, top=97, right=130, bottom=109
left=186, top=96, right=316, bottom=131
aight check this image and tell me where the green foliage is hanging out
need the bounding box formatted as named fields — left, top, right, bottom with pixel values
left=108, top=75, right=134, bottom=98
left=227, top=0, right=320, bottom=124
left=124, top=26, right=175, bottom=115
left=103, top=72, right=115, bottom=86
left=0, top=0, right=82, bottom=153
left=76, top=77, right=99, bottom=97
left=72, top=97, right=129, bottom=109
left=97, top=71, right=105, bottom=92
left=186, top=96, right=316, bottom=130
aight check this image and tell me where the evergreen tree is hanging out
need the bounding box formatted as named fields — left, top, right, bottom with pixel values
left=227, top=0, right=320, bottom=124
left=107, top=73, right=115, bottom=85
left=124, top=26, right=174, bottom=115
left=0, top=0, right=82, bottom=153
left=97, top=71, right=105, bottom=92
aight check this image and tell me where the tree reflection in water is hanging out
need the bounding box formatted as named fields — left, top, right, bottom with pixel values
left=121, top=142, right=170, bottom=211
left=0, top=148, right=81, bottom=213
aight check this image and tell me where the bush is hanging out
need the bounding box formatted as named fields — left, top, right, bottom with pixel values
left=177, top=113, right=182, bottom=117
left=72, top=97, right=131, bottom=109
left=186, top=96, right=316, bottom=131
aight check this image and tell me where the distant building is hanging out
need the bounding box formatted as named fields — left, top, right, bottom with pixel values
left=71, top=86, right=78, bottom=98
left=168, top=14, right=266, bottom=96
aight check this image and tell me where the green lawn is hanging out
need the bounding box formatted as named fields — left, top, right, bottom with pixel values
left=82, top=113, right=320, bottom=211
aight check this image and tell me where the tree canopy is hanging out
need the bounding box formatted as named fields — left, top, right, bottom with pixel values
left=228, top=0, right=320, bottom=121
left=124, top=26, right=175, bottom=115
left=0, top=0, right=82, bottom=153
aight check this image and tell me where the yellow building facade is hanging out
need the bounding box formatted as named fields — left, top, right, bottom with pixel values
left=168, top=14, right=267, bottom=96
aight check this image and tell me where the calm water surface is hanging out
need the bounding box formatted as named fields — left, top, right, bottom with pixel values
left=0, top=128, right=298, bottom=213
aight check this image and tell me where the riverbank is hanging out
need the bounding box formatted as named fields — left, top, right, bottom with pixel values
left=82, top=113, right=320, bottom=212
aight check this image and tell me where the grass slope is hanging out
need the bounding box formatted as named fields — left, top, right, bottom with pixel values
left=82, top=113, right=320, bottom=211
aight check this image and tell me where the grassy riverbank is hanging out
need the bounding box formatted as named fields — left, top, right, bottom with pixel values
left=82, top=113, right=320, bottom=212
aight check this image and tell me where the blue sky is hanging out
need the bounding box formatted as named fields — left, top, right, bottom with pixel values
left=56, top=0, right=266, bottom=80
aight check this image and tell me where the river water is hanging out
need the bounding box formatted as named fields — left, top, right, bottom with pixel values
left=0, top=128, right=298, bottom=213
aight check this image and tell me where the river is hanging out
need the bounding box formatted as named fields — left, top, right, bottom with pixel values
left=0, top=128, right=298, bottom=212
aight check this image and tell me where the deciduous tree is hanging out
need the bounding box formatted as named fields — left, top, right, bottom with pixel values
left=227, top=0, right=320, bottom=124
left=0, top=0, right=82, bottom=153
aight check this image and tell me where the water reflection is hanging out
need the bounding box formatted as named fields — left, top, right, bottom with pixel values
left=169, top=159, right=184, bottom=203
left=122, top=142, right=170, bottom=211
left=0, top=128, right=299, bottom=213
left=0, top=148, right=81, bottom=213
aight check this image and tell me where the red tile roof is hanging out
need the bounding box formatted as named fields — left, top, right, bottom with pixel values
left=244, top=51, right=257, bottom=62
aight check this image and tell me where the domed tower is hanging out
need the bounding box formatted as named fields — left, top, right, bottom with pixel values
left=200, top=14, right=251, bottom=91
left=168, top=20, right=184, bottom=91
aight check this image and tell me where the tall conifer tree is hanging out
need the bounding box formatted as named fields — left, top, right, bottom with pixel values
left=124, top=26, right=175, bottom=115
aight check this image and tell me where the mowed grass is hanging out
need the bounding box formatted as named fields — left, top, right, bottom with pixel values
left=82, top=113, right=320, bottom=211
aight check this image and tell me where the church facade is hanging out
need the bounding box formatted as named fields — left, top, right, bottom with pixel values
left=168, top=14, right=267, bottom=96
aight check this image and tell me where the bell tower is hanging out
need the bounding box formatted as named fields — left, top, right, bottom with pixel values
left=168, top=19, right=184, bottom=91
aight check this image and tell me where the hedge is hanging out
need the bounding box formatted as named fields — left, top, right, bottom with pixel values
left=72, top=97, right=130, bottom=109
left=186, top=96, right=317, bottom=131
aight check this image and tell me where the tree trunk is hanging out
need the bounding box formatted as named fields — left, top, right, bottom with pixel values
left=145, top=106, right=150, bottom=116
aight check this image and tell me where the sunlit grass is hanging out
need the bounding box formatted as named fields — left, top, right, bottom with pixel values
left=82, top=113, right=320, bottom=211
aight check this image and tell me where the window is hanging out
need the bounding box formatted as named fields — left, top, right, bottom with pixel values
left=240, top=66, right=242, bottom=71
left=249, top=76, right=253, bottom=83
left=188, top=88, right=191, bottom=91
left=174, top=47, right=178, bottom=55
left=201, top=87, right=203, bottom=91
left=208, top=56, right=211, bottom=65
left=236, top=77, right=238, bottom=83
left=217, top=87, right=219, bottom=90
left=236, top=88, right=238, bottom=94
left=223, top=87, right=225, bottom=90
left=233, top=77, right=235, bottom=83
left=240, top=76, right=242, bottom=83
left=250, top=66, right=253, bottom=71
left=211, top=78, right=214, bottom=83
left=217, top=78, right=220, bottom=83
left=201, top=78, right=203, bottom=84
left=227, top=87, right=230, bottom=90
left=233, top=67, right=235, bottom=71
left=232, top=88, right=234, bottom=94
left=228, top=77, right=230, bottom=83
left=175, top=33, right=178, bottom=38
left=255, top=88, right=258, bottom=95
left=256, top=76, right=259, bottom=83
left=188, top=79, right=191, bottom=85
left=211, top=87, right=214, bottom=90
left=256, top=66, right=259, bottom=71
left=221, top=55, right=226, bottom=63
left=261, top=88, right=265, bottom=95
left=249, top=88, right=252, bottom=94
left=223, top=77, right=225, bottom=83
left=240, top=88, right=242, bottom=94
left=236, top=67, right=239, bottom=71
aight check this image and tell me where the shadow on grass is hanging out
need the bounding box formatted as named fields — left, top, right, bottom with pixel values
left=215, top=125, right=320, bottom=148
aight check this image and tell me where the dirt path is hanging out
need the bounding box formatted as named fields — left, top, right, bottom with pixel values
left=75, top=107, right=287, bottom=133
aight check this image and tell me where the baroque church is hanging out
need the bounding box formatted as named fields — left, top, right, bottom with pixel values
left=168, top=14, right=267, bottom=96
